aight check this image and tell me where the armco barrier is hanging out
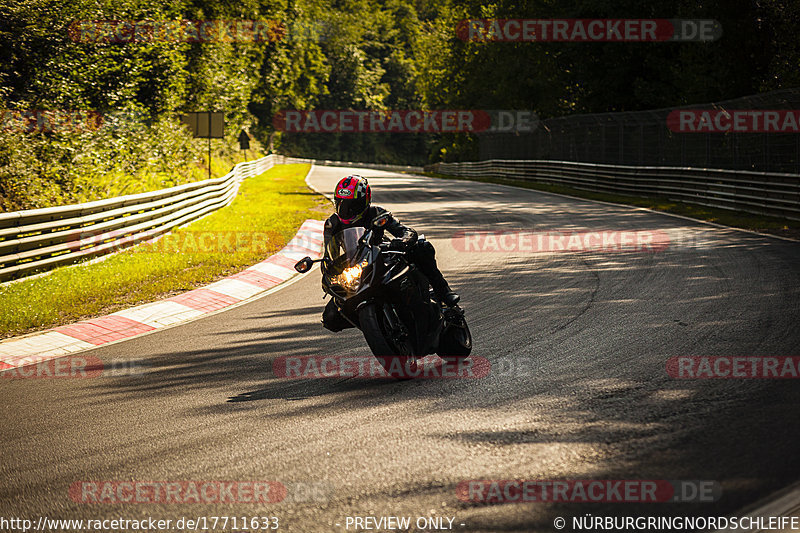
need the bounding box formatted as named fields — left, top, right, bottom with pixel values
left=0, top=155, right=289, bottom=283
left=425, top=160, right=800, bottom=221
left=5, top=155, right=796, bottom=283
left=313, top=159, right=423, bottom=173
left=0, top=156, right=423, bottom=283
left=284, top=157, right=423, bottom=174
left=0, top=219, right=325, bottom=366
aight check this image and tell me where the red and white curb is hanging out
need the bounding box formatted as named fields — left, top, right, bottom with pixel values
left=0, top=219, right=325, bottom=371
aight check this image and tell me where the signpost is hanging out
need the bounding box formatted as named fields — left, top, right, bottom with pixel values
left=238, top=129, right=251, bottom=161
left=180, top=112, right=224, bottom=179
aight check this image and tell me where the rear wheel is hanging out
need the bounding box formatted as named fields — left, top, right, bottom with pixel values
left=358, top=302, right=418, bottom=379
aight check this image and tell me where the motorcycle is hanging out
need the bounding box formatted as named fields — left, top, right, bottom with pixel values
left=294, top=212, right=472, bottom=378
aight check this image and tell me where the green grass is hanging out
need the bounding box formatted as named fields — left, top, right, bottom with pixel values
left=423, top=171, right=800, bottom=240
left=70, top=150, right=268, bottom=205
left=0, top=163, right=329, bottom=339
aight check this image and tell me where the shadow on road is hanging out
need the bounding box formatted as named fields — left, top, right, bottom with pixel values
left=79, top=189, right=800, bottom=529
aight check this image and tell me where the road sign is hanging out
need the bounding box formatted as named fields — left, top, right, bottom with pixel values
left=180, top=112, right=225, bottom=179
left=238, top=129, right=250, bottom=150
left=180, top=112, right=224, bottom=138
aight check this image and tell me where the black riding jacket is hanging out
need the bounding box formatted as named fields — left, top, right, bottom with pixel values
left=323, top=206, right=417, bottom=251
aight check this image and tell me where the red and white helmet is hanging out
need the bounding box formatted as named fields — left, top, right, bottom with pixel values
left=333, top=175, right=371, bottom=223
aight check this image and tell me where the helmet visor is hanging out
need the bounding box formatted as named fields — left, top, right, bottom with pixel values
left=335, top=196, right=367, bottom=221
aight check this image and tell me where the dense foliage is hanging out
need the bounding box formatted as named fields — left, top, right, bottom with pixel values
left=1, top=0, right=798, bottom=208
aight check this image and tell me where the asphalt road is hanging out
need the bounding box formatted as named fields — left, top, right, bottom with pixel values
left=2, top=165, right=800, bottom=532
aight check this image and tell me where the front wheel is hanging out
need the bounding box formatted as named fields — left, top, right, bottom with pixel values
left=437, top=311, right=472, bottom=362
left=358, top=302, right=418, bottom=379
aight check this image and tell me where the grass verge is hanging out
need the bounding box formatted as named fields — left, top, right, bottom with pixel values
left=422, top=171, right=800, bottom=240
left=0, top=163, right=329, bottom=339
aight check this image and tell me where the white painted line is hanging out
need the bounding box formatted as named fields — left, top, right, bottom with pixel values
left=305, top=168, right=335, bottom=204
left=416, top=172, right=799, bottom=244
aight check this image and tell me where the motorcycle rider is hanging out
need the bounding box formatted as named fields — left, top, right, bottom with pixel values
left=321, top=175, right=459, bottom=332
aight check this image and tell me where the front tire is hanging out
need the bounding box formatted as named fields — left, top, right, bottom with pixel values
left=437, top=314, right=472, bottom=362
left=358, top=302, right=418, bottom=379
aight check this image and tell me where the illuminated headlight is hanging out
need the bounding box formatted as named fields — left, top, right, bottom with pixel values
left=334, top=263, right=363, bottom=290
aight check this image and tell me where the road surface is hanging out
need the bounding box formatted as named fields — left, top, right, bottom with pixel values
left=2, top=165, right=800, bottom=532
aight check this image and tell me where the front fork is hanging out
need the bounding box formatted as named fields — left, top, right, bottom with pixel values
left=382, top=303, right=415, bottom=359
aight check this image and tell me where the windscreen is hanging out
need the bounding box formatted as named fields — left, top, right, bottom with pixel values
left=324, top=227, right=365, bottom=273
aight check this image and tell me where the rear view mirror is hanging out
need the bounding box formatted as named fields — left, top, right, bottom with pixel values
left=294, top=257, right=314, bottom=273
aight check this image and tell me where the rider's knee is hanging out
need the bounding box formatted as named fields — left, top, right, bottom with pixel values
left=412, top=239, right=436, bottom=259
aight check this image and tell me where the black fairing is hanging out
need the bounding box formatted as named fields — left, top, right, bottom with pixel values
left=321, top=226, right=446, bottom=357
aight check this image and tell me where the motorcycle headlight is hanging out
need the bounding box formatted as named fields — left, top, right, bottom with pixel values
left=334, top=263, right=363, bottom=291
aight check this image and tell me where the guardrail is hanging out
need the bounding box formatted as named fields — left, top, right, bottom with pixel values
left=285, top=157, right=424, bottom=174
left=0, top=154, right=427, bottom=284
left=425, top=160, right=800, bottom=221
left=0, top=154, right=286, bottom=283
left=6, top=154, right=796, bottom=284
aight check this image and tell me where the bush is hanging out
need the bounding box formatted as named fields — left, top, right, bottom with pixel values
left=0, top=107, right=253, bottom=211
